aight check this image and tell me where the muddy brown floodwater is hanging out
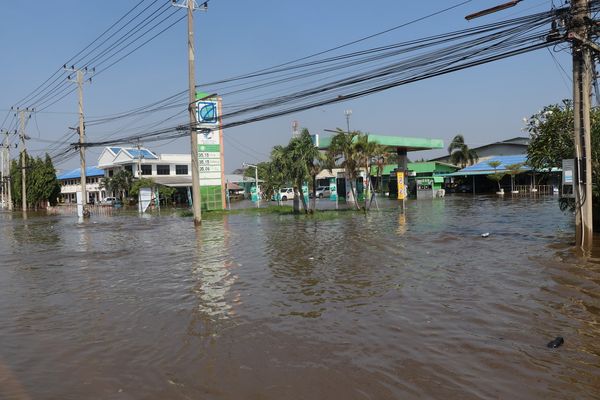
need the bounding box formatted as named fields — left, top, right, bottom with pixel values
left=1, top=195, right=599, bottom=399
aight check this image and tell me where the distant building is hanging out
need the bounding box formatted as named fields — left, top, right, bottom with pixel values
left=430, top=137, right=530, bottom=164
left=97, top=146, right=192, bottom=183
left=56, top=166, right=105, bottom=204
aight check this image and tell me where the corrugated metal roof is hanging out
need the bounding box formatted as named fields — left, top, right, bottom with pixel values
left=447, top=155, right=530, bottom=176
left=57, top=166, right=105, bottom=180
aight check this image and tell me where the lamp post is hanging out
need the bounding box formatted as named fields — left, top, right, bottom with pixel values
left=344, top=109, right=352, bottom=133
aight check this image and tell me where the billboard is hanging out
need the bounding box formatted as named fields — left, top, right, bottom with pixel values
left=196, top=96, right=225, bottom=210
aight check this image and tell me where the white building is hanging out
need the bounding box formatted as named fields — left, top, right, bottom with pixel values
left=97, top=146, right=193, bottom=187
left=56, top=166, right=105, bottom=204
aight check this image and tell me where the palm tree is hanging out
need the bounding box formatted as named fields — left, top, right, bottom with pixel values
left=327, top=129, right=361, bottom=209
left=100, top=169, right=133, bottom=201
left=448, top=134, right=479, bottom=168
left=354, top=134, right=384, bottom=210
left=282, top=129, right=321, bottom=214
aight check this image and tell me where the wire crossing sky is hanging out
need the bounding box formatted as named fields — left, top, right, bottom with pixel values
left=0, top=0, right=579, bottom=169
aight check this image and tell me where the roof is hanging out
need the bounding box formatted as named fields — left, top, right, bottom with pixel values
left=225, top=174, right=262, bottom=183
left=152, top=176, right=192, bottom=187
left=124, top=148, right=158, bottom=160
left=318, top=133, right=444, bottom=151
left=370, top=162, right=459, bottom=176
left=57, top=166, right=105, bottom=180
left=429, top=137, right=529, bottom=162
left=447, top=155, right=530, bottom=176
left=226, top=182, right=243, bottom=190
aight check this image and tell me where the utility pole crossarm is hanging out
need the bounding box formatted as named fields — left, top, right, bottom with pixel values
left=567, top=32, right=600, bottom=53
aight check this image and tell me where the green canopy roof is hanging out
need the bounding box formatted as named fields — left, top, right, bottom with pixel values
left=319, top=133, right=443, bottom=151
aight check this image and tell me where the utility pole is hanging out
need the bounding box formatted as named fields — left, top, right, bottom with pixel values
left=0, top=130, right=5, bottom=207
left=173, top=0, right=208, bottom=226
left=66, top=66, right=93, bottom=211
left=18, top=108, right=32, bottom=211
left=569, top=0, right=594, bottom=249
left=2, top=130, right=13, bottom=211
left=1, top=130, right=9, bottom=209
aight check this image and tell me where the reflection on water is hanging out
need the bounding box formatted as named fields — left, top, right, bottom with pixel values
left=0, top=196, right=599, bottom=399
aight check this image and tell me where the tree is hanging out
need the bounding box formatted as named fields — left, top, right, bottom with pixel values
left=486, top=160, right=505, bottom=192
left=285, top=129, right=321, bottom=214
left=130, top=177, right=156, bottom=197
left=9, top=151, right=60, bottom=209
left=354, top=134, right=384, bottom=210
left=505, top=163, right=524, bottom=192
left=100, top=169, right=133, bottom=201
left=327, top=129, right=362, bottom=209
left=243, top=160, right=281, bottom=202
left=448, top=134, right=479, bottom=168
left=130, top=177, right=176, bottom=205
left=526, top=101, right=600, bottom=207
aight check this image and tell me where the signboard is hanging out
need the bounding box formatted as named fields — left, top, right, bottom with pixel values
left=138, top=187, right=152, bottom=212
left=196, top=95, right=225, bottom=210
left=197, top=101, right=218, bottom=124
left=562, top=159, right=574, bottom=184
left=250, top=184, right=259, bottom=202
left=397, top=171, right=406, bottom=200
left=329, top=177, right=337, bottom=201
left=561, top=159, right=575, bottom=198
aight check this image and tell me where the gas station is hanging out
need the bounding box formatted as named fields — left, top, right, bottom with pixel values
left=317, top=133, right=445, bottom=200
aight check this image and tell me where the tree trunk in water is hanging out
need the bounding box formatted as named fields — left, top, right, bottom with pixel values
left=311, top=175, right=317, bottom=212
left=298, top=182, right=308, bottom=214
left=293, top=186, right=300, bottom=214
left=349, top=180, right=360, bottom=210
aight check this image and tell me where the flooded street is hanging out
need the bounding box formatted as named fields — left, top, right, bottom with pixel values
left=1, top=195, right=599, bottom=399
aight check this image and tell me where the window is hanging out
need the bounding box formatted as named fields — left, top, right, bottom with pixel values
left=176, top=165, right=188, bottom=175
left=108, top=169, right=114, bottom=177
left=124, top=165, right=133, bottom=173
left=157, top=165, right=170, bottom=175
left=141, top=165, right=152, bottom=175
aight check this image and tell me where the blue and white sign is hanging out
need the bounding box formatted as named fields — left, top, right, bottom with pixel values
left=197, top=101, right=218, bottom=124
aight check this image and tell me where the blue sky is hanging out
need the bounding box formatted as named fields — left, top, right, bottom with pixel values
left=0, top=0, right=572, bottom=172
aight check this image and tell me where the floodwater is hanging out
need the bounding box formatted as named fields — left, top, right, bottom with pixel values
left=1, top=195, right=599, bottom=399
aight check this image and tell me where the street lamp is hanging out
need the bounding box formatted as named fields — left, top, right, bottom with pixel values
left=243, top=162, right=259, bottom=207
left=344, top=109, right=352, bottom=133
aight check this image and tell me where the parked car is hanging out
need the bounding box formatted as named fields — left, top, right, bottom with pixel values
left=315, top=186, right=331, bottom=198
left=272, top=188, right=295, bottom=201
left=101, top=197, right=122, bottom=206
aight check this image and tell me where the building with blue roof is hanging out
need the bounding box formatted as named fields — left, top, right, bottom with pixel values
left=56, top=166, right=106, bottom=204
left=446, top=154, right=560, bottom=194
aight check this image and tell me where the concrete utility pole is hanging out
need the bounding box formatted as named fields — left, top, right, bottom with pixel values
left=18, top=108, right=32, bottom=210
left=570, top=0, right=594, bottom=249
left=2, top=130, right=13, bottom=211
left=66, top=66, right=93, bottom=209
left=0, top=130, right=5, bottom=207
left=173, top=0, right=207, bottom=226
left=1, top=130, right=9, bottom=209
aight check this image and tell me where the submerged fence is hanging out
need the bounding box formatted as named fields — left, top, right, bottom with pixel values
left=47, top=204, right=118, bottom=216
left=513, top=185, right=557, bottom=195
